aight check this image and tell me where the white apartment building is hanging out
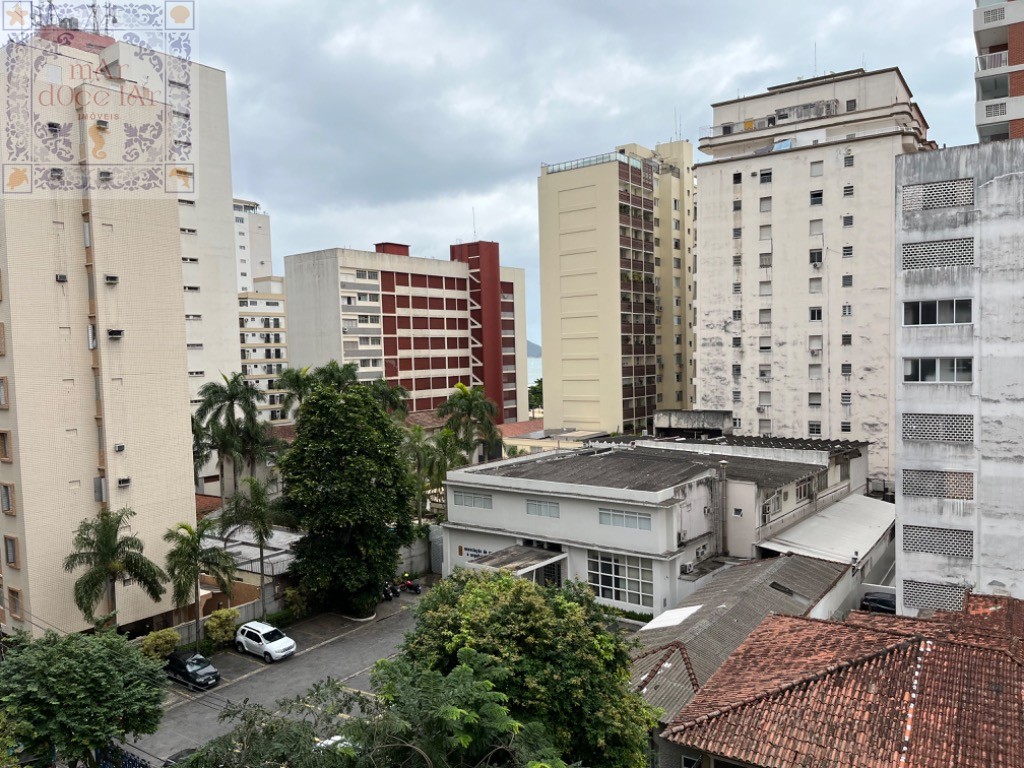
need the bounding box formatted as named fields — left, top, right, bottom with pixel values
left=239, top=276, right=288, bottom=423
left=0, top=26, right=215, bottom=634
left=538, top=142, right=697, bottom=436
left=233, top=198, right=272, bottom=292
left=895, top=139, right=1024, bottom=613
left=443, top=438, right=885, bottom=616
left=695, top=68, right=934, bottom=487
left=974, top=0, right=1024, bottom=142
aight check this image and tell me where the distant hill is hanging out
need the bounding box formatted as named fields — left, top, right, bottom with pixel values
left=527, top=340, right=542, bottom=357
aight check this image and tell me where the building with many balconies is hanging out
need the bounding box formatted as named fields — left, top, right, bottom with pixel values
left=974, top=0, right=1024, bottom=142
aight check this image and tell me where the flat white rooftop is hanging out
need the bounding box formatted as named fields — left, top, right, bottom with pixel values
left=759, top=494, right=894, bottom=565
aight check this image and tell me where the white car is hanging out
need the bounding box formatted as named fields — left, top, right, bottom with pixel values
left=234, top=620, right=296, bottom=663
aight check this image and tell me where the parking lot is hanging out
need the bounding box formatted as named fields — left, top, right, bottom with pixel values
left=130, top=597, right=420, bottom=764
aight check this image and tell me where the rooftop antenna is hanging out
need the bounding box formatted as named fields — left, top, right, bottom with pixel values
left=105, top=3, right=118, bottom=35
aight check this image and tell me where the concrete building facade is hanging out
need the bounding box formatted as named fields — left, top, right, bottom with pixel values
left=0, top=28, right=211, bottom=634
left=695, top=68, right=934, bottom=486
left=538, top=141, right=697, bottom=436
left=239, top=276, right=288, bottom=423
left=286, top=242, right=528, bottom=421
left=232, top=198, right=272, bottom=292
left=974, top=0, right=1024, bottom=142
left=894, top=139, right=1024, bottom=613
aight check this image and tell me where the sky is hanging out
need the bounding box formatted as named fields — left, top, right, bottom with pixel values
left=197, top=0, right=978, bottom=346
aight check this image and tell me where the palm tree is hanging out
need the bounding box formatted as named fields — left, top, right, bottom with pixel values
left=312, top=360, right=359, bottom=391
left=426, top=428, right=470, bottom=518
left=237, top=418, right=280, bottom=479
left=368, top=378, right=409, bottom=417
left=191, top=414, right=211, bottom=493
left=63, top=507, right=167, bottom=626
left=437, top=383, right=500, bottom=461
left=220, top=478, right=275, bottom=621
left=207, top=421, right=241, bottom=507
left=403, top=425, right=432, bottom=522
left=197, top=372, right=265, bottom=495
left=164, top=519, right=237, bottom=651
left=277, top=366, right=315, bottom=420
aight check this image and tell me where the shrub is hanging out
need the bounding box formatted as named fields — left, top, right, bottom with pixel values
left=139, top=628, right=180, bottom=661
left=204, top=608, right=240, bottom=647
left=283, top=587, right=309, bottom=619
left=266, top=608, right=295, bottom=628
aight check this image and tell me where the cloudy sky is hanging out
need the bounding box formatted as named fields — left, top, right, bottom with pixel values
left=198, top=0, right=977, bottom=345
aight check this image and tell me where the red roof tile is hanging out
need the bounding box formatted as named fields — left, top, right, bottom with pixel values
left=405, top=411, right=446, bottom=430
left=664, top=613, right=1024, bottom=768
left=269, top=423, right=296, bottom=443
left=498, top=418, right=544, bottom=438
left=195, top=494, right=222, bottom=520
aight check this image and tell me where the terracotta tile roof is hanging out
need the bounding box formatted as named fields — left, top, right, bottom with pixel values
left=269, top=423, right=296, bottom=443
left=956, top=592, right=1024, bottom=637
left=498, top=418, right=544, bottom=438
left=195, top=494, right=222, bottom=520
left=405, top=411, right=447, bottom=430
left=664, top=613, right=1024, bottom=768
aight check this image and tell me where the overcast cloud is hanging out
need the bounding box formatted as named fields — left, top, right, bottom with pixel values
left=196, top=0, right=976, bottom=344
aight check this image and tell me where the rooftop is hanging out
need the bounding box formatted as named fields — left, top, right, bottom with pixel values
left=631, top=555, right=848, bottom=721
left=195, top=494, right=222, bottom=520
left=202, top=526, right=303, bottom=577
left=674, top=435, right=868, bottom=458
left=498, top=418, right=545, bottom=439
left=663, top=606, right=1024, bottom=768
left=469, top=445, right=821, bottom=493
left=758, top=493, right=895, bottom=565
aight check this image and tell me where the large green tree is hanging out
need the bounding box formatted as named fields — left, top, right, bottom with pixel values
left=197, top=372, right=265, bottom=495
left=164, top=519, right=237, bottom=651
left=367, top=377, right=409, bottom=417
left=276, top=365, right=315, bottom=420
left=437, top=383, right=501, bottom=461
left=528, top=378, right=542, bottom=411
left=402, top=570, right=658, bottom=768
left=220, top=478, right=275, bottom=620
left=191, top=413, right=212, bottom=493
left=279, top=384, right=414, bottom=615
left=62, top=507, right=167, bottom=625
left=0, top=630, right=165, bottom=768
left=311, top=360, right=359, bottom=391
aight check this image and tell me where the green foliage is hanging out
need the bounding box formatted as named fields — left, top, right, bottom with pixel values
left=402, top=570, right=658, bottom=768
left=139, top=627, right=182, bottom=661
left=280, top=384, right=415, bottom=614
left=0, top=630, right=165, bottom=767
left=0, top=711, right=23, bottom=768
left=437, top=382, right=501, bottom=459
left=283, top=586, right=310, bottom=619
left=205, top=608, right=240, bottom=647
left=528, top=378, right=543, bottom=411
left=222, top=478, right=276, bottom=619
left=265, top=608, right=296, bottom=628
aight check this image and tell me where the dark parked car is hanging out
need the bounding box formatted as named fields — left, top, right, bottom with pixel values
left=860, top=591, right=896, bottom=614
left=165, top=650, right=221, bottom=690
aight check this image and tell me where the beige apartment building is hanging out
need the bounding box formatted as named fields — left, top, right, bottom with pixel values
left=538, top=141, right=696, bottom=435
left=695, top=69, right=934, bottom=486
left=0, top=27, right=226, bottom=634
left=233, top=198, right=272, bottom=292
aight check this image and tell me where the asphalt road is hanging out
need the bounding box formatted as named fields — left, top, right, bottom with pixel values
left=130, top=600, right=419, bottom=764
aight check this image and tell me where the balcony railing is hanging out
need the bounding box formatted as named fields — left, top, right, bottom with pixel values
left=977, top=51, right=1008, bottom=70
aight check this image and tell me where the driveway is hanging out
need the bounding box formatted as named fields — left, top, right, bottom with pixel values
left=130, top=596, right=421, bottom=764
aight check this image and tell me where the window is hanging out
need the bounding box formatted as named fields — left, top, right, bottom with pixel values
left=732, top=172, right=742, bottom=184
left=759, top=253, right=772, bottom=267
left=809, top=307, right=822, bottom=321
left=526, top=500, right=559, bottom=518
left=732, top=418, right=742, bottom=429
left=808, top=421, right=822, bottom=436
left=842, top=333, right=852, bottom=345
left=453, top=491, right=492, bottom=509
left=810, top=160, right=823, bottom=177
left=759, top=169, right=772, bottom=184
left=673, top=257, right=681, bottom=269
left=180, top=227, right=197, bottom=235
left=587, top=550, right=653, bottom=607
left=796, top=478, right=813, bottom=500
left=7, top=588, right=21, bottom=621
left=809, top=364, right=823, bottom=379
left=903, top=299, right=972, bottom=326
left=809, top=249, right=823, bottom=265
left=844, top=154, right=855, bottom=167
left=732, top=253, right=742, bottom=266
left=733, top=508, right=743, bottom=517
left=841, top=422, right=852, bottom=433
left=810, top=190, right=823, bottom=206
left=732, top=390, right=741, bottom=403
left=842, top=275, right=853, bottom=287
left=841, top=362, right=853, bottom=375
left=841, top=392, right=852, bottom=406
left=759, top=225, right=771, bottom=240
left=759, top=281, right=772, bottom=296
left=0, top=433, right=10, bottom=462
left=732, top=309, right=742, bottom=320
left=846, top=99, right=857, bottom=111
left=843, top=215, right=854, bottom=227
left=809, top=219, right=823, bottom=236
left=732, top=364, right=741, bottom=377
left=759, top=365, right=771, bottom=379
left=235, top=216, right=244, bottom=223
left=758, top=391, right=772, bottom=406
left=808, top=392, right=822, bottom=407
left=759, top=308, right=772, bottom=324
left=0, top=483, right=12, bottom=513
left=732, top=200, right=742, bottom=211
left=599, top=508, right=652, bottom=531
left=843, top=184, right=854, bottom=197
left=760, top=197, right=772, bottom=212
left=732, top=337, right=741, bottom=348
left=3, top=535, right=17, bottom=568
left=842, top=304, right=853, bottom=316
left=809, top=277, right=823, bottom=293
left=732, top=228, right=742, bottom=239
left=903, top=357, right=973, bottom=383
left=808, top=334, right=823, bottom=351
left=842, top=245, right=853, bottom=257
left=759, top=336, right=771, bottom=351
left=732, top=282, right=741, bottom=294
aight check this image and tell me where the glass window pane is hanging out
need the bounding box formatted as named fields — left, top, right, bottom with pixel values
left=939, top=358, right=957, bottom=382
left=904, top=359, right=920, bottom=382
left=921, top=358, right=937, bottom=381
left=956, top=358, right=973, bottom=382
left=904, top=302, right=920, bottom=325
left=955, top=300, right=972, bottom=324
left=937, top=300, right=955, bottom=324
left=921, top=301, right=937, bottom=324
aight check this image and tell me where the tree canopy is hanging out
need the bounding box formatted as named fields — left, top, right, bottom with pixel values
left=279, top=384, right=415, bottom=615
left=0, top=630, right=165, bottom=767
left=528, top=378, right=542, bottom=411
left=401, top=570, right=657, bottom=768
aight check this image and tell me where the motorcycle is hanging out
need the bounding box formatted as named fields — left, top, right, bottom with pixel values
left=382, top=582, right=396, bottom=601
left=396, top=573, right=422, bottom=595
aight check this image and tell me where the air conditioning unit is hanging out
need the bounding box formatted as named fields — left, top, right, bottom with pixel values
left=107, top=329, right=125, bottom=339
left=49, top=168, right=64, bottom=180
left=756, top=406, right=766, bottom=413
left=96, top=119, right=109, bottom=131
left=703, top=506, right=712, bottom=516
left=55, top=273, right=68, bottom=283
left=676, top=531, right=687, bottom=547
left=46, top=121, right=60, bottom=134
left=810, top=349, right=821, bottom=356
left=680, top=562, right=696, bottom=576
left=113, top=443, right=125, bottom=453
left=104, top=274, right=119, bottom=285
left=98, top=170, right=113, bottom=182
left=117, top=477, right=131, bottom=488
left=812, top=262, right=821, bottom=270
